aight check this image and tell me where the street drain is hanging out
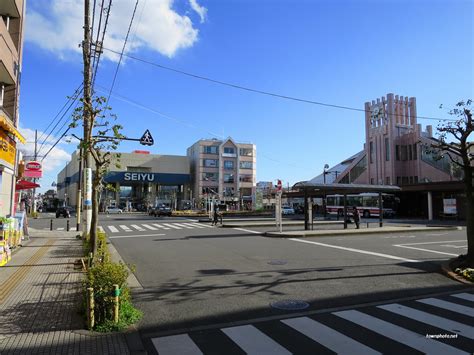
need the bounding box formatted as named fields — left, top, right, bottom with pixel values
left=270, top=300, right=310, bottom=311
left=267, top=260, right=287, bottom=265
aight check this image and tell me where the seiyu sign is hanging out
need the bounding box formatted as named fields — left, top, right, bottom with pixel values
left=124, top=173, right=155, bottom=182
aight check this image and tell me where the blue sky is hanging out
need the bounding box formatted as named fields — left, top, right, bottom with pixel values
left=19, top=0, right=473, bottom=192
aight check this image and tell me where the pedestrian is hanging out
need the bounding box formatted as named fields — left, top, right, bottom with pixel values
left=212, top=204, right=219, bottom=226
left=353, top=206, right=360, bottom=229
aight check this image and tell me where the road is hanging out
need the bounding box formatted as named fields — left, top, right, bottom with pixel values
left=30, top=213, right=474, bottom=354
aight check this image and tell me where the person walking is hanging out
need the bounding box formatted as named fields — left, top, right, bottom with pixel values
left=352, top=206, right=360, bottom=229
left=212, top=204, right=219, bottom=226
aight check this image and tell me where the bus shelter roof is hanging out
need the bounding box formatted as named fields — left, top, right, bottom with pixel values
left=292, top=182, right=401, bottom=196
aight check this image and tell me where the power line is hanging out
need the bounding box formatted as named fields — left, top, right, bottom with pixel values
left=102, top=46, right=453, bottom=122
left=106, top=0, right=140, bottom=106
left=41, top=126, right=72, bottom=162
left=92, top=0, right=113, bottom=91
left=90, top=0, right=105, bottom=86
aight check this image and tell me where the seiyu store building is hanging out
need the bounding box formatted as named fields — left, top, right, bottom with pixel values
left=57, top=151, right=191, bottom=211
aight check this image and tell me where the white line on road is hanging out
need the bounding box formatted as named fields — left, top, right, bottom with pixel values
left=396, top=240, right=465, bottom=246
left=119, top=225, right=132, bottom=232
left=451, top=293, right=474, bottom=302
left=222, top=325, right=292, bottom=355
left=334, top=310, right=468, bottom=355
left=57, top=227, right=64, bottom=231
left=417, top=298, right=474, bottom=317
left=142, top=224, right=158, bottom=230
left=107, top=225, right=119, bottom=233
left=109, top=234, right=165, bottom=239
left=174, top=223, right=193, bottom=229
left=233, top=228, right=263, bottom=235
left=152, top=223, right=170, bottom=230
left=163, top=223, right=182, bottom=229
left=394, top=245, right=458, bottom=257
left=282, top=317, right=381, bottom=355
left=131, top=224, right=145, bottom=231
left=185, top=223, right=205, bottom=229
left=152, top=334, right=203, bottom=355
left=289, top=238, right=420, bottom=262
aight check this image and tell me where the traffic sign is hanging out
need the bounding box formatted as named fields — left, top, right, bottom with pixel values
left=140, top=129, right=154, bottom=146
left=276, top=179, right=282, bottom=192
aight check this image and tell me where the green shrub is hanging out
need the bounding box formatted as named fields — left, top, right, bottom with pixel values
left=94, top=299, right=143, bottom=332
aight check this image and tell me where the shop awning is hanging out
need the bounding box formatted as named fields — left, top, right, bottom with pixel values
left=16, top=179, right=40, bottom=190
left=0, top=115, right=26, bottom=143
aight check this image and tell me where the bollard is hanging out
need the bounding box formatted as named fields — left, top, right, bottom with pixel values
left=367, top=222, right=369, bottom=228
left=113, top=284, right=120, bottom=323
left=89, top=252, right=93, bottom=268
left=50, top=219, right=53, bottom=231
left=87, top=287, right=95, bottom=330
left=67, top=219, right=70, bottom=231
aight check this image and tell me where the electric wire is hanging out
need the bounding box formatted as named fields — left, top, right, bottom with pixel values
left=91, top=0, right=113, bottom=91
left=102, top=46, right=453, bottom=122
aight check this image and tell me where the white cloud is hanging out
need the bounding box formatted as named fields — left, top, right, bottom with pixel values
left=25, top=0, right=204, bottom=60
left=189, top=0, right=207, bottom=23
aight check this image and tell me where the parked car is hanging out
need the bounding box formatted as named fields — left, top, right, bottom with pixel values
left=150, top=205, right=172, bottom=217
left=56, top=206, right=72, bottom=218
left=106, top=207, right=123, bottom=214
left=282, top=206, right=295, bottom=215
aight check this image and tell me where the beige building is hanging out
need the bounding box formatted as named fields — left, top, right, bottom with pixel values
left=0, top=0, right=25, bottom=216
left=187, top=138, right=256, bottom=209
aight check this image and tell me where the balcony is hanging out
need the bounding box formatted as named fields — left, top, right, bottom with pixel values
left=0, top=0, right=21, bottom=18
left=0, top=20, right=19, bottom=85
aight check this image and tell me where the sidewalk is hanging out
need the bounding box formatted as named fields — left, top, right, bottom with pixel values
left=0, top=228, right=131, bottom=354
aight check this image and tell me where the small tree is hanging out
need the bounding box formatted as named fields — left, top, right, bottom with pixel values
left=431, top=100, right=473, bottom=266
left=72, top=96, right=123, bottom=255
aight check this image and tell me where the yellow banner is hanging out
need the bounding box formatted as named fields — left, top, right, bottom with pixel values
left=0, top=129, right=16, bottom=167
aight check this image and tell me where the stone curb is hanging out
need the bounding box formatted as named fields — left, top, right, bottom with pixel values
left=264, top=226, right=462, bottom=238
left=440, top=259, right=474, bottom=285
left=221, top=221, right=344, bottom=228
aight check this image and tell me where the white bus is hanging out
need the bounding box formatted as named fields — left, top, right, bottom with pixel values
left=326, top=193, right=398, bottom=218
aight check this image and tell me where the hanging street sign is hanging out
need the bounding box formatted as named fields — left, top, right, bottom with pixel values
left=140, top=129, right=154, bottom=146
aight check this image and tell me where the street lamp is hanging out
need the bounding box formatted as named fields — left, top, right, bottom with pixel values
left=323, top=164, right=330, bottom=184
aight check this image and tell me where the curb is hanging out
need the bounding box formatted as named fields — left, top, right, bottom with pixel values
left=440, top=259, right=474, bottom=285
left=264, top=226, right=461, bottom=238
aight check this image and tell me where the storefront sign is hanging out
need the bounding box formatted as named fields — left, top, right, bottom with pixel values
left=24, top=161, right=43, bottom=178
left=124, top=173, right=155, bottom=182
left=0, top=129, right=16, bottom=168
left=443, top=198, right=457, bottom=215
left=84, top=168, right=92, bottom=206
left=25, top=161, right=41, bottom=170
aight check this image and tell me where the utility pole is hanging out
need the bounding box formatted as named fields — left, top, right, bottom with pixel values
left=32, top=129, right=37, bottom=214
left=82, top=0, right=92, bottom=238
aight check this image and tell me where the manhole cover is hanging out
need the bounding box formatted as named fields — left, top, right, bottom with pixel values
left=267, top=260, right=287, bottom=265
left=270, top=300, right=310, bottom=310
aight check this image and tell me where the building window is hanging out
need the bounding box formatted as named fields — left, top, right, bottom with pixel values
left=396, top=176, right=401, bottom=185
left=396, top=145, right=400, bottom=161
left=408, top=145, right=413, bottom=160
left=369, top=141, right=374, bottom=163
left=223, top=187, right=235, bottom=196
left=370, top=178, right=374, bottom=185
left=385, top=176, right=390, bottom=185
left=385, top=138, right=390, bottom=161
left=409, top=176, right=413, bottom=184
left=239, top=148, right=253, bottom=157
left=203, top=146, right=218, bottom=154
left=202, top=186, right=218, bottom=194
left=413, top=144, right=417, bottom=160
left=401, top=145, right=408, bottom=161
left=239, top=174, right=253, bottom=183
left=224, top=173, right=234, bottom=183
left=224, top=160, right=234, bottom=170
left=224, top=147, right=235, bottom=154
left=240, top=161, right=253, bottom=169
left=414, top=176, right=418, bottom=183
left=203, top=159, right=218, bottom=167
left=402, top=176, right=409, bottom=185
left=202, top=172, right=218, bottom=181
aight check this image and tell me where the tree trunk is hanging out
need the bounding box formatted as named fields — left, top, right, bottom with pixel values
left=90, top=172, right=101, bottom=256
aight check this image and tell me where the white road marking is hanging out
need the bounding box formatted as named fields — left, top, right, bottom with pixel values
left=131, top=224, right=145, bottom=231
left=233, top=228, right=263, bottom=235
left=282, top=317, right=381, bottom=355
left=451, top=293, right=474, bottom=302
left=57, top=227, right=64, bottom=231
left=439, top=245, right=467, bottom=249
left=142, top=224, right=158, bottom=230
left=290, top=238, right=419, bottom=262
left=394, top=245, right=459, bottom=257
left=174, top=223, right=193, bottom=229
left=198, top=223, right=215, bottom=228
left=152, top=223, right=170, bottom=230
left=152, top=334, right=203, bottom=355
left=109, top=234, right=165, bottom=239
left=119, top=225, right=132, bottom=232
left=222, top=324, right=292, bottom=355
left=107, top=225, right=119, bottom=233
left=397, top=240, right=465, bottom=246
left=163, top=223, right=182, bottom=229
left=183, top=223, right=205, bottom=229
left=335, top=310, right=468, bottom=355
left=417, top=298, right=474, bottom=317
left=379, top=303, right=474, bottom=339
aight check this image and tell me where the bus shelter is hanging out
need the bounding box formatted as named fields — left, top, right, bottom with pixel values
left=291, top=182, right=401, bottom=230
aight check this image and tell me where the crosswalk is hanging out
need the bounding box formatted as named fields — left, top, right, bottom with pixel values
left=150, top=292, right=474, bottom=354
left=100, top=222, right=214, bottom=233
